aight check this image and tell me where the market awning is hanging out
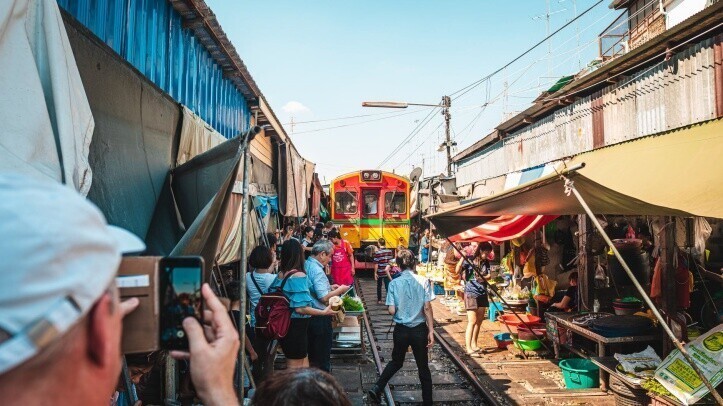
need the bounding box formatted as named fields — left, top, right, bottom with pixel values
left=449, top=215, right=557, bottom=242
left=429, top=118, right=723, bottom=236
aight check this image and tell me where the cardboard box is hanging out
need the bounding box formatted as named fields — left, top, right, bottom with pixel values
left=117, top=257, right=160, bottom=354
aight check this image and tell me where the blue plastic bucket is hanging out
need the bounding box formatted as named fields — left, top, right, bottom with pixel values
left=559, top=359, right=599, bottom=389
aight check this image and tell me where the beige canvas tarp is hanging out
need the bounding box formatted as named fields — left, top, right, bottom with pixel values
left=429, top=119, right=723, bottom=236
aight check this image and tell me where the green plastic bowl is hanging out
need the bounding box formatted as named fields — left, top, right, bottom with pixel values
left=514, top=339, right=542, bottom=351
left=559, top=358, right=600, bottom=389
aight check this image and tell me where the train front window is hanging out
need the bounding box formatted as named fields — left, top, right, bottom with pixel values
left=385, top=192, right=406, bottom=214
left=362, top=191, right=379, bottom=215
left=335, top=191, right=357, bottom=214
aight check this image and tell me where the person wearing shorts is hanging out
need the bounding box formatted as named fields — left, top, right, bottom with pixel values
left=269, top=239, right=336, bottom=369
left=456, top=243, right=493, bottom=356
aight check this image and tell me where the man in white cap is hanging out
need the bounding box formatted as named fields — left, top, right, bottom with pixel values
left=0, top=174, right=240, bottom=405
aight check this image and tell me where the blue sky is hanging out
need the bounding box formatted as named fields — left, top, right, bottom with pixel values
left=207, top=1, right=618, bottom=182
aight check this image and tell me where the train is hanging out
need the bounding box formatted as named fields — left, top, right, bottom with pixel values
left=329, top=170, right=411, bottom=269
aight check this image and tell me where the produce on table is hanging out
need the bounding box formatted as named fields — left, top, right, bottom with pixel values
left=342, top=295, right=364, bottom=312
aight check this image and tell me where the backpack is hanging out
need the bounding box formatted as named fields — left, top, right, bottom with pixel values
left=254, top=270, right=303, bottom=340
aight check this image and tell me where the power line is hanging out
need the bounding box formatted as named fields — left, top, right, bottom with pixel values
left=290, top=107, right=431, bottom=135
left=448, top=0, right=605, bottom=101
left=282, top=107, right=431, bottom=125
left=376, top=106, right=441, bottom=168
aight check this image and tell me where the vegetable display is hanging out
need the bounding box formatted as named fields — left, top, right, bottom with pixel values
left=342, top=296, right=364, bottom=312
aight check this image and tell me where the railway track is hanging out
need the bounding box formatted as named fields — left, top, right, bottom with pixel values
left=356, top=276, right=503, bottom=405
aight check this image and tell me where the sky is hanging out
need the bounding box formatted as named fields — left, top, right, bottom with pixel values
left=206, top=1, right=618, bottom=183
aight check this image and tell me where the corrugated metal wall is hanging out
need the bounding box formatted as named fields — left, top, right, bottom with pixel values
left=457, top=34, right=721, bottom=188
left=602, top=36, right=717, bottom=143
left=57, top=0, right=250, bottom=139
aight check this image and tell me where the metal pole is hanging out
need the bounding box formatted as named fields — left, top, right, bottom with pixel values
left=237, top=127, right=258, bottom=398
left=443, top=96, right=453, bottom=177
left=563, top=178, right=723, bottom=405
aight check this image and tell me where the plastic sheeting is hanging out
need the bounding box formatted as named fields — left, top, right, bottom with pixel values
left=277, top=142, right=315, bottom=217
left=177, top=106, right=226, bottom=166
left=0, top=0, right=94, bottom=194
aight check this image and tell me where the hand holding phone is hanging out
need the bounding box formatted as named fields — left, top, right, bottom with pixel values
left=159, top=256, right=204, bottom=350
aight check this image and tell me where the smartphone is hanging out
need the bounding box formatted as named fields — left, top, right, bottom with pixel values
left=159, top=256, right=204, bottom=350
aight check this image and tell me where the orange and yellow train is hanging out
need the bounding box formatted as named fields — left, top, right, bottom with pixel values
left=330, top=170, right=410, bottom=268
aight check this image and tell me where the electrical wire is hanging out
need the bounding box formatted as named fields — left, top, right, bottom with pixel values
left=283, top=106, right=431, bottom=125
left=290, top=107, right=432, bottom=135
left=448, top=0, right=605, bottom=101
left=376, top=106, right=441, bottom=168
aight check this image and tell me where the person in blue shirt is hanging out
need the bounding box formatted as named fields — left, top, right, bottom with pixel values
left=270, top=239, right=336, bottom=370
left=368, top=249, right=435, bottom=405
left=305, top=240, right=351, bottom=372
left=244, top=245, right=278, bottom=383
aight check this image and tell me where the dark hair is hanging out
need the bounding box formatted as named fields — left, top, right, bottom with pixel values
left=324, top=221, right=333, bottom=228
left=396, top=249, right=416, bottom=270
left=303, top=226, right=314, bottom=234
left=569, top=271, right=579, bottom=281
left=378, top=238, right=386, bottom=246
left=327, top=229, right=341, bottom=240
left=280, top=239, right=305, bottom=273
left=251, top=368, right=351, bottom=406
left=224, top=279, right=241, bottom=302
left=124, top=351, right=165, bottom=369
left=248, top=245, right=274, bottom=269
left=477, top=242, right=493, bottom=254
left=265, top=232, right=278, bottom=248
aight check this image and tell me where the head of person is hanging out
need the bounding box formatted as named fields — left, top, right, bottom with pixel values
left=424, top=228, right=430, bottom=236
left=569, top=271, right=579, bottom=286
left=224, top=279, right=242, bottom=304
left=310, top=240, right=334, bottom=266
left=280, top=239, right=305, bottom=273
left=121, top=351, right=164, bottom=388
left=477, top=242, right=493, bottom=260
left=0, top=174, right=145, bottom=404
left=265, top=232, right=278, bottom=251
left=378, top=238, right=386, bottom=248
left=284, top=225, right=294, bottom=236
left=328, top=229, right=342, bottom=245
left=249, top=245, right=274, bottom=272
left=324, top=221, right=333, bottom=230
left=396, top=249, right=417, bottom=271
left=251, top=368, right=352, bottom=406
left=303, top=226, right=314, bottom=239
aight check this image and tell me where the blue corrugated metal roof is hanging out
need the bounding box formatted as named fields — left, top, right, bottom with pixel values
left=57, top=0, right=250, bottom=138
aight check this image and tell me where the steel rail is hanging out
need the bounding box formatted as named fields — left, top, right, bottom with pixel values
left=432, top=327, right=505, bottom=406
left=357, top=280, right=395, bottom=406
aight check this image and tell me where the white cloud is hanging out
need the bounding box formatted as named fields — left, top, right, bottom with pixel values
left=282, top=101, right=311, bottom=115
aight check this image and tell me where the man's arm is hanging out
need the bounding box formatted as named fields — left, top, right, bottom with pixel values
left=424, top=301, right=434, bottom=348
left=388, top=305, right=396, bottom=315
left=373, top=262, right=379, bottom=280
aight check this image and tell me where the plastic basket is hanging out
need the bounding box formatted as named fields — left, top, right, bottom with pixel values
left=559, top=358, right=599, bottom=389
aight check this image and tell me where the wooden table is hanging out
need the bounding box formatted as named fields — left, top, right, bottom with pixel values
left=546, top=312, right=659, bottom=391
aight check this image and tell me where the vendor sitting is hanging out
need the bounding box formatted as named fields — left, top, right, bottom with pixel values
left=550, top=272, right=578, bottom=311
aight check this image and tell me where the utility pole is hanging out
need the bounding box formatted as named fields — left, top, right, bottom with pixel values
left=442, top=95, right=452, bottom=177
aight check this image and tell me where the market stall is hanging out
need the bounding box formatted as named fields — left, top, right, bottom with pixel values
left=426, top=119, right=723, bottom=405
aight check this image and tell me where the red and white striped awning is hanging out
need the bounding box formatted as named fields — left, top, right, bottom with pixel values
left=448, top=215, right=556, bottom=243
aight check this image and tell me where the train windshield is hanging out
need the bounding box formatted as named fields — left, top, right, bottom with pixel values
left=335, top=191, right=357, bottom=214
left=362, top=191, right=379, bottom=216
left=385, top=192, right=406, bottom=214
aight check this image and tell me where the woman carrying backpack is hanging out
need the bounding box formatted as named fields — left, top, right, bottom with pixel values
left=268, top=239, right=336, bottom=369
left=245, top=246, right=278, bottom=383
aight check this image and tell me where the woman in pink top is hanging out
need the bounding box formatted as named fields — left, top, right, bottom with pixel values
left=328, top=229, right=355, bottom=286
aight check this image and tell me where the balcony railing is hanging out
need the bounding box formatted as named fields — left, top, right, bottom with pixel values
left=598, top=11, right=629, bottom=61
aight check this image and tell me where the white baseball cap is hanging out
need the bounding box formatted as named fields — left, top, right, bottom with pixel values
left=0, top=173, right=145, bottom=375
